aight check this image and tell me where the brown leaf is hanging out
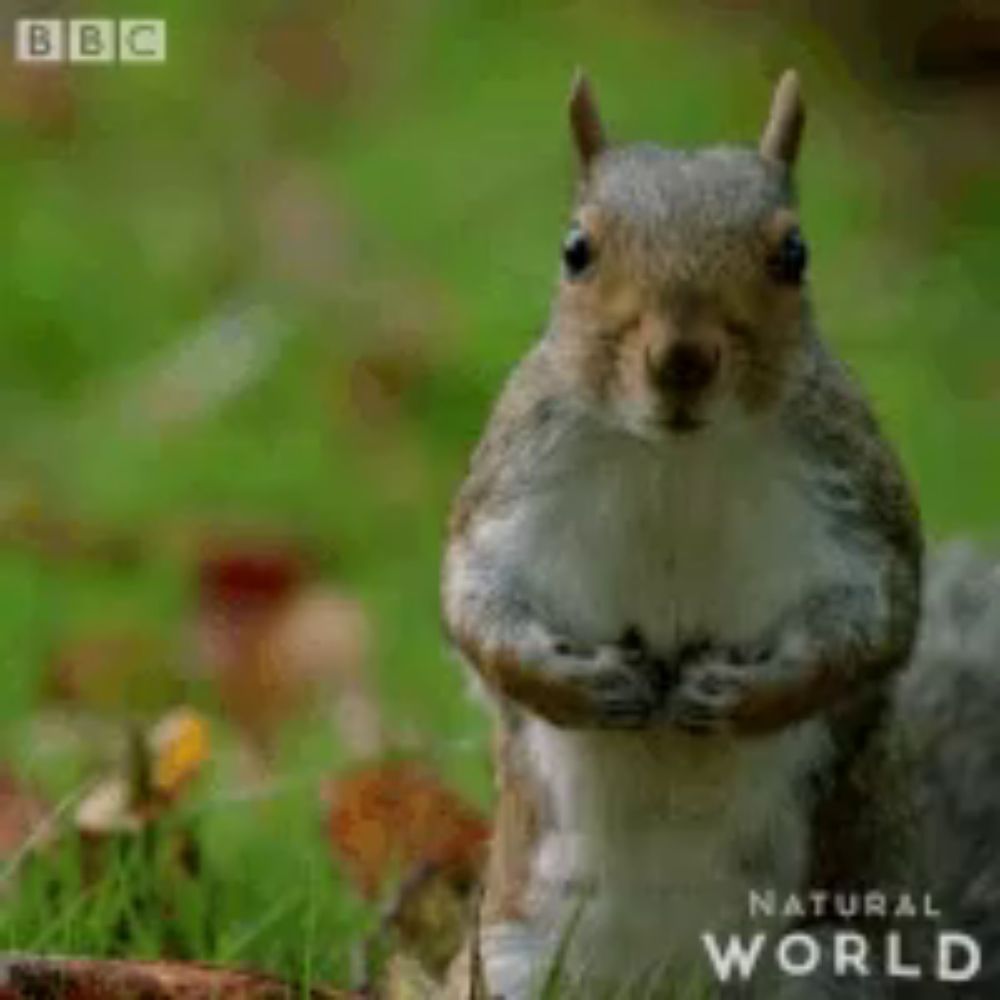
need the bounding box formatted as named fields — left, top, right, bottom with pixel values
left=195, top=538, right=307, bottom=755
left=74, top=709, right=211, bottom=838
left=0, top=770, right=50, bottom=862
left=327, top=760, right=488, bottom=901
left=46, top=631, right=174, bottom=714
left=0, top=957, right=353, bottom=999
left=196, top=538, right=377, bottom=760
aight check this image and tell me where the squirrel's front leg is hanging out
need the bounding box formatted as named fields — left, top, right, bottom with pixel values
left=669, top=578, right=916, bottom=735
left=443, top=545, right=669, bottom=729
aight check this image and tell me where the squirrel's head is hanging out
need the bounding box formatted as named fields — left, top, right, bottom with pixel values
left=550, top=70, right=809, bottom=440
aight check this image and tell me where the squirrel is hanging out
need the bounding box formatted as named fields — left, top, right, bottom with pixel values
left=441, top=69, right=930, bottom=999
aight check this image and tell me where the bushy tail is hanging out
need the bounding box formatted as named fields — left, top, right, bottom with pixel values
left=895, top=541, right=1000, bottom=996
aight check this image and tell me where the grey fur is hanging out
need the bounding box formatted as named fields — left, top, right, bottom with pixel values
left=894, top=543, right=1000, bottom=998
left=579, top=145, right=791, bottom=289
left=442, top=79, right=1000, bottom=998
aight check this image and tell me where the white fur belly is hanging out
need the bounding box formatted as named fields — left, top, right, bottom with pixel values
left=475, top=427, right=843, bottom=996
left=480, top=426, right=854, bottom=654
left=481, top=719, right=827, bottom=997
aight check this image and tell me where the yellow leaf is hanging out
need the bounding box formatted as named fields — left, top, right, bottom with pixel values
left=150, top=708, right=209, bottom=796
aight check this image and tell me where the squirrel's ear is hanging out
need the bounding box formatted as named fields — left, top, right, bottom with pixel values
left=759, top=69, right=805, bottom=168
left=568, top=69, right=607, bottom=171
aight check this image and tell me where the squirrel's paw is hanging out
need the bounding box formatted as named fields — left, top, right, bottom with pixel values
left=545, top=637, right=665, bottom=729
left=667, top=658, right=748, bottom=734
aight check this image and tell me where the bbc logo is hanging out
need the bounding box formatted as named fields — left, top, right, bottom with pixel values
left=15, top=19, right=167, bottom=64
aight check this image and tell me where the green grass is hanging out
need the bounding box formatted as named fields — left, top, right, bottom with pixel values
left=0, top=0, right=998, bottom=989
left=3, top=781, right=372, bottom=986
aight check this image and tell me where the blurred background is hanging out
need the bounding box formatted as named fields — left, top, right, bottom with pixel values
left=0, top=0, right=998, bottom=989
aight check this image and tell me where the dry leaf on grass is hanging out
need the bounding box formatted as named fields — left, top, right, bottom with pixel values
left=54, top=715, right=211, bottom=954
left=196, top=539, right=379, bottom=760
left=73, top=708, right=211, bottom=923
left=328, top=760, right=489, bottom=986
left=0, top=770, right=52, bottom=880
left=327, top=760, right=489, bottom=901
left=0, top=956, right=353, bottom=999
left=75, top=708, right=211, bottom=836
left=46, top=630, right=177, bottom=716
left=149, top=709, right=211, bottom=800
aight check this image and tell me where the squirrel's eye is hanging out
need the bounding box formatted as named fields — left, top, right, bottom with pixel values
left=562, top=226, right=594, bottom=278
left=768, top=228, right=808, bottom=285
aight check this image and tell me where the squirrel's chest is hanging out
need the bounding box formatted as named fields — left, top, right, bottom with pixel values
left=506, top=435, right=842, bottom=649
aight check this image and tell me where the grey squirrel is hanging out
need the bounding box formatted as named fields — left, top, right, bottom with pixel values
left=441, top=70, right=996, bottom=998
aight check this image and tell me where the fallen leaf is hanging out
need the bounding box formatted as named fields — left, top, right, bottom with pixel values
left=0, top=770, right=51, bottom=869
left=197, top=537, right=308, bottom=644
left=327, top=760, right=488, bottom=901
left=196, top=538, right=377, bottom=760
left=46, top=630, right=177, bottom=715
left=75, top=777, right=142, bottom=837
left=71, top=718, right=208, bottom=949
left=75, top=709, right=210, bottom=835
left=0, top=956, right=353, bottom=998
left=150, top=709, right=211, bottom=799
left=195, top=537, right=306, bottom=755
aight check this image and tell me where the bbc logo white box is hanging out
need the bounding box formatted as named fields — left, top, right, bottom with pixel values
left=16, top=19, right=64, bottom=62
left=119, top=19, right=166, bottom=63
left=15, top=18, right=167, bottom=64
left=69, top=20, right=115, bottom=64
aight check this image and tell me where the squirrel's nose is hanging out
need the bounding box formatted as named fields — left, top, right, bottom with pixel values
left=650, top=342, right=720, bottom=395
